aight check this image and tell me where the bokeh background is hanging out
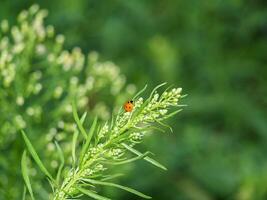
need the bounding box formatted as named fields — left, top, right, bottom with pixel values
left=1, top=0, right=267, bottom=199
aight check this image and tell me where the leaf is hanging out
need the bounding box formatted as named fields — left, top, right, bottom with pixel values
left=22, top=186, right=26, bottom=200
left=101, top=174, right=124, bottom=181
left=180, top=94, right=188, bottom=98
left=122, top=143, right=167, bottom=170
left=77, top=187, right=111, bottom=200
left=81, top=112, right=87, bottom=124
left=159, top=84, right=174, bottom=101
left=149, top=82, right=167, bottom=100
left=72, top=130, right=79, bottom=166
left=55, top=141, right=64, bottom=184
left=104, top=152, right=151, bottom=165
left=133, top=84, right=147, bottom=100
left=79, top=117, right=98, bottom=165
left=160, top=109, right=183, bottom=121
left=84, top=179, right=152, bottom=199
left=72, top=101, right=87, bottom=139
left=154, top=118, right=173, bottom=133
left=21, top=131, right=54, bottom=181
left=21, top=151, right=35, bottom=200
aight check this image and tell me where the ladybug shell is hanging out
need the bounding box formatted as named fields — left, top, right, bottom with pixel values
left=124, top=100, right=134, bottom=112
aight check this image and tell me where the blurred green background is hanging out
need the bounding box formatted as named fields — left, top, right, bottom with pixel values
left=1, top=0, right=267, bottom=199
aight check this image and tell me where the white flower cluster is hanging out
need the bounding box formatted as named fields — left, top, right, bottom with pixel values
left=98, top=123, right=109, bottom=139
left=136, top=87, right=182, bottom=123
left=52, top=86, right=184, bottom=200
left=0, top=4, right=132, bottom=149
left=106, top=148, right=124, bottom=159
left=130, top=132, right=144, bottom=143
left=89, top=56, right=126, bottom=95
left=133, top=97, right=144, bottom=109
left=57, top=48, right=84, bottom=72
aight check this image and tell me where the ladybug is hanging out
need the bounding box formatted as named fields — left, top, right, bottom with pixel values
left=124, top=100, right=134, bottom=112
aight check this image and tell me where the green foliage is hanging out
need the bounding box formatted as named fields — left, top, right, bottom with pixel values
left=21, top=151, right=35, bottom=200
left=21, top=85, right=183, bottom=199
left=1, top=1, right=267, bottom=199
left=0, top=5, right=134, bottom=199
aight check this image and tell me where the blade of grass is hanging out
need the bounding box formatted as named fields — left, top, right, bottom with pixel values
left=160, top=109, right=183, bottom=121
left=149, top=82, right=167, bottom=100
left=79, top=117, right=98, bottom=165
left=72, top=101, right=87, bottom=139
left=77, top=187, right=111, bottom=200
left=22, top=186, right=26, bottom=200
left=72, top=130, right=79, bottom=166
left=103, top=152, right=151, bottom=165
left=21, top=131, right=54, bottom=181
left=55, top=141, right=64, bottom=184
left=122, top=143, right=167, bottom=170
left=84, top=178, right=152, bottom=199
left=21, top=151, right=35, bottom=200
left=81, top=112, right=87, bottom=124
left=101, top=174, right=124, bottom=181
left=133, top=84, right=147, bottom=100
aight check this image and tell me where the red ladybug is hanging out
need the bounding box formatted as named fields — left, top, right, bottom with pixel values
left=124, top=100, right=134, bottom=112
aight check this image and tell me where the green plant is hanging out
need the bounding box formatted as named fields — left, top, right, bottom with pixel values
left=0, top=5, right=133, bottom=198
left=21, top=84, right=185, bottom=199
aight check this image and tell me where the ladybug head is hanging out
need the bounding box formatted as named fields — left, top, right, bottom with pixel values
left=130, top=100, right=133, bottom=103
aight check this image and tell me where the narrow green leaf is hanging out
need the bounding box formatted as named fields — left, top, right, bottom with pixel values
left=132, top=125, right=165, bottom=133
left=181, top=94, right=188, bottom=98
left=122, top=143, right=167, bottom=170
left=101, top=174, right=124, bottom=181
left=72, top=101, right=87, bottom=139
left=21, top=131, right=54, bottom=181
left=154, top=118, right=173, bottom=133
left=159, top=84, right=174, bottom=101
left=47, top=178, right=55, bottom=193
left=79, top=117, right=98, bottom=165
left=77, top=187, right=111, bottom=200
left=160, top=109, right=183, bottom=121
left=72, top=130, right=79, bottom=166
left=104, top=152, right=151, bottom=165
left=22, top=186, right=26, bottom=200
left=149, top=82, right=167, bottom=100
left=81, top=112, right=87, bottom=124
left=84, top=179, right=152, bottom=199
left=21, top=151, right=35, bottom=200
left=55, top=141, right=64, bottom=184
left=133, top=84, right=147, bottom=100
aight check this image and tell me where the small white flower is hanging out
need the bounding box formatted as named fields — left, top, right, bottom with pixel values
left=16, top=96, right=24, bottom=106
left=26, top=107, right=35, bottom=116
left=46, top=25, right=54, bottom=37
left=36, top=44, right=46, bottom=55
left=56, top=34, right=65, bottom=44
left=1, top=20, right=9, bottom=32
left=65, top=104, right=72, bottom=113
left=51, top=160, right=58, bottom=168
left=18, top=10, right=28, bottom=22
left=47, top=143, right=55, bottom=151
left=88, top=51, right=99, bottom=62
left=58, top=121, right=65, bottom=129
left=14, top=115, right=26, bottom=129
left=70, top=76, right=79, bottom=85
left=54, top=86, right=63, bottom=98
left=34, top=83, right=42, bottom=94
left=29, top=4, right=39, bottom=15
left=159, top=109, right=168, bottom=115
left=48, top=54, right=55, bottom=62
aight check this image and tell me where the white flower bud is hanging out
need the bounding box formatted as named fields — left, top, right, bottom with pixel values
left=16, top=96, right=24, bottom=106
